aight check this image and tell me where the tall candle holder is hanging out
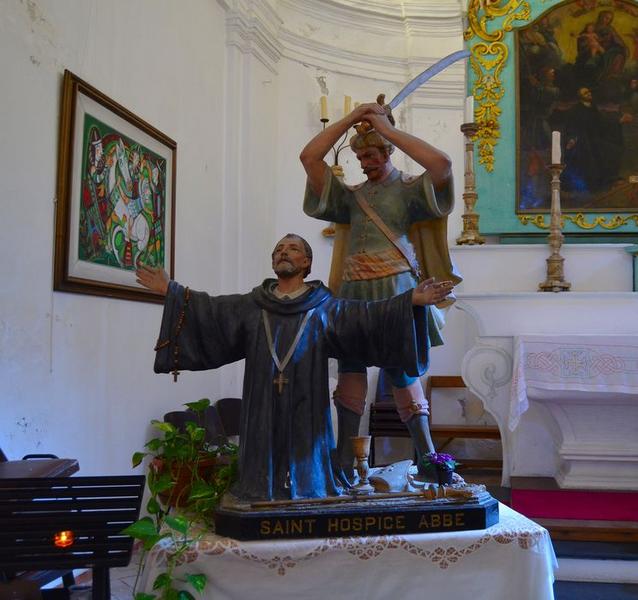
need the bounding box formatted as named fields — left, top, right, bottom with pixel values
left=456, top=122, right=485, bottom=245
left=539, top=164, right=571, bottom=292
left=319, top=97, right=353, bottom=237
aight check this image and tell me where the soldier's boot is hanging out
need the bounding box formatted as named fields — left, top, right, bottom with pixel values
left=393, top=381, right=435, bottom=476
left=332, top=372, right=367, bottom=487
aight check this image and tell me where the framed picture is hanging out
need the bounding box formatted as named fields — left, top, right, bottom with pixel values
left=54, top=70, right=176, bottom=303
left=517, top=1, right=638, bottom=214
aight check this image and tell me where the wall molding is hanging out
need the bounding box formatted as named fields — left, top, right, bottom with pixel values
left=218, top=0, right=282, bottom=74
left=218, top=0, right=465, bottom=90
left=280, top=0, right=463, bottom=31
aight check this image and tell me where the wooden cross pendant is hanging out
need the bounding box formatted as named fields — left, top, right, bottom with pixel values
left=273, top=372, right=288, bottom=394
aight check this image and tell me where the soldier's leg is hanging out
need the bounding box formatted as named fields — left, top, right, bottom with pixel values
left=333, top=362, right=367, bottom=486
left=388, top=370, right=435, bottom=475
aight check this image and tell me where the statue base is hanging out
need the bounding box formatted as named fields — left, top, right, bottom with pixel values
left=214, top=487, right=499, bottom=541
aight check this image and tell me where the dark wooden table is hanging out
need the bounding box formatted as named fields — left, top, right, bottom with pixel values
left=0, top=458, right=79, bottom=478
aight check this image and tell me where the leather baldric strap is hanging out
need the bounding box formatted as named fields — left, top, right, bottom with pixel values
left=353, top=189, right=421, bottom=279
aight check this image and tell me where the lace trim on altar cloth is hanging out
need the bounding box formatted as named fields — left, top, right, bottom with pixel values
left=149, top=508, right=550, bottom=577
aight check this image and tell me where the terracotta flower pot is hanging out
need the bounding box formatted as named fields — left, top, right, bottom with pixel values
left=152, top=455, right=231, bottom=508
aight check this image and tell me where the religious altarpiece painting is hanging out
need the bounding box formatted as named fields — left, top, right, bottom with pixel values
left=466, top=0, right=638, bottom=239
left=54, top=70, right=176, bottom=302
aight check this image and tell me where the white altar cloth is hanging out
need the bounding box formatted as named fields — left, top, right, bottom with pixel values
left=138, top=504, right=557, bottom=600
left=510, top=335, right=638, bottom=430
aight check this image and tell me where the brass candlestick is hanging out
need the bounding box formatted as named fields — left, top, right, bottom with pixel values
left=350, top=436, right=375, bottom=495
left=456, top=122, right=484, bottom=245
left=539, top=164, right=571, bottom=292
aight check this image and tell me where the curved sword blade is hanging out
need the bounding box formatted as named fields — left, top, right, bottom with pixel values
left=388, top=49, right=470, bottom=110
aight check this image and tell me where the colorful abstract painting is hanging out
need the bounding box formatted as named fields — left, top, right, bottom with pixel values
left=79, top=114, right=167, bottom=270
left=55, top=70, right=175, bottom=303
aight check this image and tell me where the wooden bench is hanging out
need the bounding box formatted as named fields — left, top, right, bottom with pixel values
left=369, top=375, right=501, bottom=468
left=0, top=475, right=145, bottom=599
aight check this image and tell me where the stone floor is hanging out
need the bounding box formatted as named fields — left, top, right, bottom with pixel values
left=106, top=561, right=140, bottom=600
left=71, top=553, right=140, bottom=600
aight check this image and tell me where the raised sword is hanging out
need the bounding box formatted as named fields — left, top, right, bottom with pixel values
left=387, top=49, right=470, bottom=110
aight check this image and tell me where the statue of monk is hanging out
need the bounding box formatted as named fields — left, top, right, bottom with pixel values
left=137, top=234, right=454, bottom=500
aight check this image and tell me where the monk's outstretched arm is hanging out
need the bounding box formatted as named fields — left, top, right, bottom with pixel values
left=136, top=265, right=169, bottom=295
left=411, top=278, right=454, bottom=306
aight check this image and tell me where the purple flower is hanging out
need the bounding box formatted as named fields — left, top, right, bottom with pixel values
left=422, top=452, right=458, bottom=470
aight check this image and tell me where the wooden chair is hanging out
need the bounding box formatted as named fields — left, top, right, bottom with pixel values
left=0, top=449, right=80, bottom=592
left=164, top=405, right=227, bottom=446
left=369, top=375, right=501, bottom=468
left=0, top=475, right=145, bottom=599
left=368, top=400, right=409, bottom=467
left=426, top=376, right=501, bottom=469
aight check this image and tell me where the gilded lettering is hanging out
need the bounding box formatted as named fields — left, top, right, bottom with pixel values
left=328, top=518, right=339, bottom=533
left=272, top=521, right=284, bottom=535
left=305, top=518, right=316, bottom=534
left=260, top=520, right=271, bottom=535
left=443, top=514, right=453, bottom=527
left=291, top=520, right=303, bottom=534
left=455, top=513, right=465, bottom=527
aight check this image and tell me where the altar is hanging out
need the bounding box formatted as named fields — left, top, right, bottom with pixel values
left=138, top=504, right=556, bottom=600
left=457, top=292, right=638, bottom=489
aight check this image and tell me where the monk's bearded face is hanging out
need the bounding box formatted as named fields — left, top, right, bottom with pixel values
left=272, top=237, right=310, bottom=278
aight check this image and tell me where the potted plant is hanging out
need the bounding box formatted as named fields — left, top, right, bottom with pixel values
left=421, top=452, right=459, bottom=486
left=123, top=399, right=238, bottom=600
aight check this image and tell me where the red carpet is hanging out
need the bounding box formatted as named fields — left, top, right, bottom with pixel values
left=511, top=489, right=638, bottom=521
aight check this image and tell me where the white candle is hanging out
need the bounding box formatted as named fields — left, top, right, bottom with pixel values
left=464, top=95, right=474, bottom=123
left=320, top=96, right=328, bottom=120
left=343, top=95, right=352, bottom=116
left=551, top=131, right=561, bottom=164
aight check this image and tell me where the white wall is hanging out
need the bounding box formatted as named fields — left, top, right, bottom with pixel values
left=0, top=0, right=236, bottom=473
